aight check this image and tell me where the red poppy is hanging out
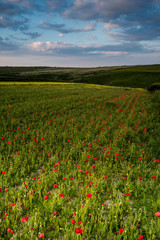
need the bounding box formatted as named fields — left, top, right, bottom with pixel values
left=39, top=233, right=44, bottom=238
left=72, top=219, right=76, bottom=224
left=152, top=175, right=156, bottom=178
left=76, top=228, right=83, bottom=235
left=59, top=194, right=63, bottom=197
left=86, top=194, right=92, bottom=197
left=139, top=177, right=142, bottom=181
left=44, top=196, right=48, bottom=200
left=138, top=236, right=143, bottom=239
left=125, top=193, right=130, bottom=196
left=119, top=228, right=124, bottom=233
left=53, top=211, right=57, bottom=215
left=21, top=216, right=28, bottom=222
left=155, top=212, right=160, bottom=217
left=11, top=203, right=15, bottom=207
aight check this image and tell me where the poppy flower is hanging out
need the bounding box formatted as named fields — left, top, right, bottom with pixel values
left=138, top=236, right=143, bottom=239
left=86, top=194, right=92, bottom=197
left=155, top=212, right=160, bottom=217
left=11, top=203, right=15, bottom=207
left=53, top=211, right=57, bottom=215
left=44, top=196, right=48, bottom=200
left=76, top=228, right=83, bottom=234
left=7, top=228, right=11, bottom=232
left=152, top=175, right=156, bottom=178
left=125, top=193, right=130, bottom=196
left=72, top=219, right=76, bottom=224
left=119, top=228, right=124, bottom=233
left=59, top=194, right=63, bottom=197
left=139, top=177, right=142, bottom=181
left=39, top=233, right=44, bottom=238
left=21, top=216, right=28, bottom=222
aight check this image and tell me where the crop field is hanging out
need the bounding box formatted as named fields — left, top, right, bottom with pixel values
left=0, top=83, right=160, bottom=239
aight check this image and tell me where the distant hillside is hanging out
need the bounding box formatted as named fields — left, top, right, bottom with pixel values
left=0, top=65, right=160, bottom=89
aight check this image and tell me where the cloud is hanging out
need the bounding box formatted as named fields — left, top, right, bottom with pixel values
left=85, top=35, right=97, bottom=40
left=58, top=33, right=63, bottom=37
left=0, top=0, right=45, bottom=34
left=0, top=15, right=28, bottom=31
left=6, top=0, right=33, bottom=9
left=0, top=36, right=19, bottom=52
left=63, top=0, right=160, bottom=41
left=22, top=31, right=41, bottom=39
left=45, top=0, right=71, bottom=12
left=0, top=1, right=24, bottom=16
left=64, top=0, right=158, bottom=21
left=27, top=40, right=150, bottom=57
left=104, top=23, right=119, bottom=31
left=39, top=21, right=96, bottom=33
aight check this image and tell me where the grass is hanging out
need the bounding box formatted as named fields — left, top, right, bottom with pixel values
left=0, top=83, right=160, bottom=239
left=0, top=65, right=160, bottom=89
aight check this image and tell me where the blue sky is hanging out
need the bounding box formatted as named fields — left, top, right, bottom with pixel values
left=0, top=0, right=160, bottom=67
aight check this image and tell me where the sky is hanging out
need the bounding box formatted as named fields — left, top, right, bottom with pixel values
left=0, top=0, right=160, bottom=67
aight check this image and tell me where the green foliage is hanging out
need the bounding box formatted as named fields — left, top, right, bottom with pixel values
left=0, top=65, right=160, bottom=89
left=147, top=82, right=160, bottom=91
left=0, top=84, right=160, bottom=239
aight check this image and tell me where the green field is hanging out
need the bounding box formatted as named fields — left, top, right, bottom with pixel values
left=0, top=83, right=160, bottom=239
left=0, top=64, right=160, bottom=89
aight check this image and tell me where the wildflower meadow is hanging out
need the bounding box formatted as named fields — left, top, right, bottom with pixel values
left=0, top=83, right=160, bottom=239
